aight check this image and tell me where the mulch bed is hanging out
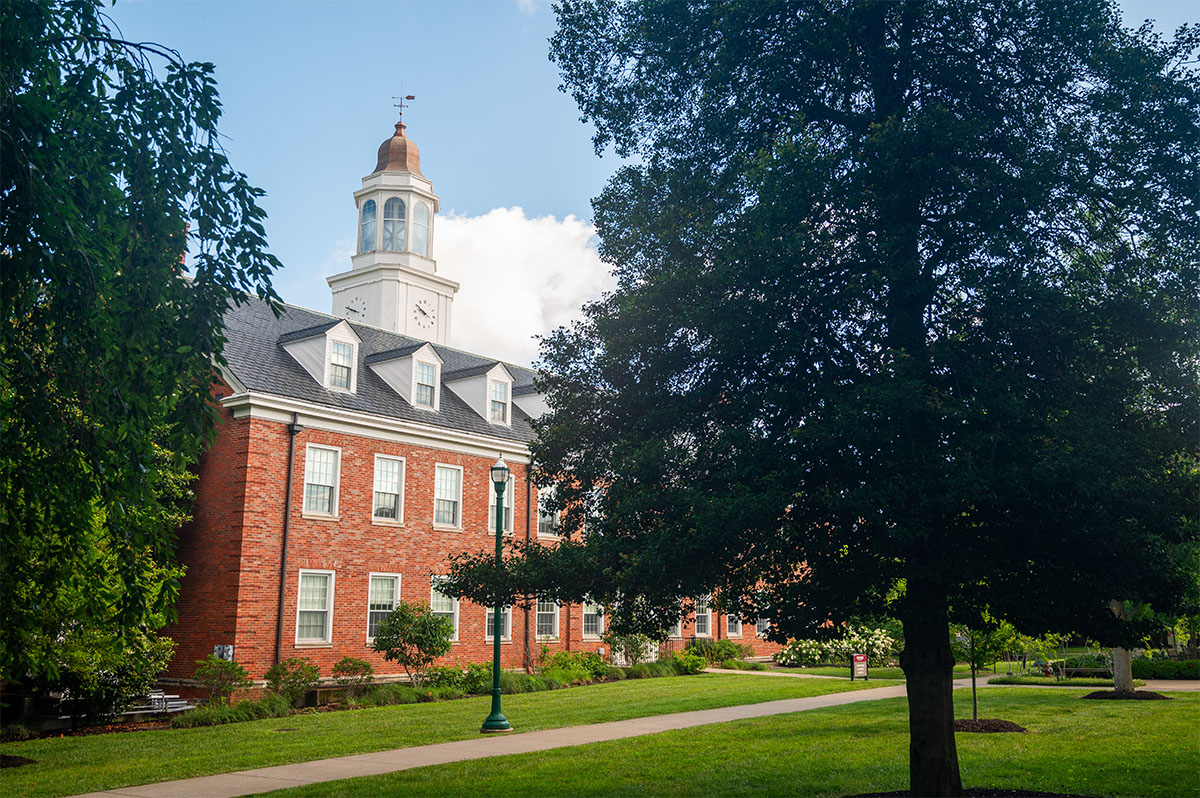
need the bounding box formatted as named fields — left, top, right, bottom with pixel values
left=1081, top=690, right=1171, bottom=701
left=850, top=790, right=1099, bottom=797
left=954, top=718, right=1029, bottom=733
left=1, top=754, right=37, bottom=769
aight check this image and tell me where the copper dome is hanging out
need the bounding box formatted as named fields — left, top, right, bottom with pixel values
left=373, top=121, right=423, bottom=176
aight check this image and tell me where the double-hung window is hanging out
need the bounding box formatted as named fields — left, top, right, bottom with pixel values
left=303, top=445, right=340, bottom=517
left=537, top=485, right=560, bottom=537
left=488, top=474, right=514, bottom=535
left=367, top=574, right=399, bottom=639
left=485, top=606, right=511, bottom=641
left=382, top=197, right=406, bottom=250
left=667, top=606, right=682, bottom=639
left=694, top=596, right=712, bottom=637
left=296, top=570, right=334, bottom=644
left=536, top=599, right=559, bottom=638
left=726, top=613, right=742, bottom=637
left=488, top=379, right=509, bottom=424
left=329, top=341, right=353, bottom=390
left=372, top=455, right=404, bottom=521
left=415, top=362, right=437, bottom=409
left=583, top=602, right=604, bottom=638
left=756, top=616, right=770, bottom=637
left=430, top=577, right=459, bottom=640
left=434, top=464, right=462, bottom=527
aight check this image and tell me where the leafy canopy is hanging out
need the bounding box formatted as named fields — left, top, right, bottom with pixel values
left=0, top=0, right=281, bottom=685
left=371, top=601, right=454, bottom=687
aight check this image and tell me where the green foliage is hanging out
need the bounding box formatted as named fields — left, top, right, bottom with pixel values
left=170, top=694, right=292, bottom=729
left=988, top=676, right=1139, bottom=687
left=370, top=601, right=454, bottom=687
left=0, top=0, right=280, bottom=686
left=604, top=664, right=627, bottom=680
left=354, top=684, right=424, bottom=708
left=775, top=626, right=900, bottom=668
left=950, top=619, right=1018, bottom=675
left=1131, top=659, right=1199, bottom=680
left=0, top=723, right=36, bottom=742
left=331, top=657, right=374, bottom=698
left=667, top=651, right=708, bottom=675
left=599, top=630, right=655, bottom=665
left=263, top=658, right=320, bottom=705
left=540, top=650, right=609, bottom=679
left=718, top=658, right=768, bottom=671
left=193, top=656, right=252, bottom=705
left=44, top=626, right=176, bottom=725
left=686, top=638, right=753, bottom=665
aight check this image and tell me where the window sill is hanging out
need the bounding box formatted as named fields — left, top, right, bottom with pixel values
left=302, top=513, right=340, bottom=522
left=537, top=532, right=561, bottom=540
left=536, top=636, right=560, bottom=642
left=582, top=635, right=602, bottom=641
left=295, top=642, right=333, bottom=649
left=371, top=518, right=405, bottom=527
left=432, top=524, right=462, bottom=532
left=484, top=639, right=514, bottom=645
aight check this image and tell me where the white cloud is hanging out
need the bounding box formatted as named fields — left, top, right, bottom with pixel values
left=516, top=0, right=538, bottom=15
left=436, top=207, right=613, bottom=367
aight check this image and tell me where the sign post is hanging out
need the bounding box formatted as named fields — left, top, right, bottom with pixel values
left=851, top=653, right=868, bottom=681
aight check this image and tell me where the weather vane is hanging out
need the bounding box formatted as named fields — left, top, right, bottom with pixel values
left=392, top=93, right=416, bottom=123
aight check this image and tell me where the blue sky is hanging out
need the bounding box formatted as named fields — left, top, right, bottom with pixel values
left=106, top=0, right=1196, bottom=364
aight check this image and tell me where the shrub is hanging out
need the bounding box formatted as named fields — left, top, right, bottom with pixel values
left=463, top=662, right=492, bottom=694
left=687, top=638, right=752, bottom=664
left=171, top=693, right=292, bottom=728
left=424, top=665, right=466, bottom=690
left=331, top=657, right=374, bottom=698
left=543, top=664, right=593, bottom=685
left=775, top=625, right=898, bottom=667
left=1131, top=659, right=1199, bottom=680
left=264, top=657, right=320, bottom=705
left=667, top=651, right=707, bottom=675
left=626, top=663, right=653, bottom=679
left=0, top=723, right=35, bottom=742
left=357, top=684, right=423, bottom=707
left=193, top=655, right=252, bottom=705
left=371, top=601, right=454, bottom=686
left=602, top=630, right=655, bottom=665
left=540, top=649, right=609, bottom=679
left=604, top=664, right=627, bottom=680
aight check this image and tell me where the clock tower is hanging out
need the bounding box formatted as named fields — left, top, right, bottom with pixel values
left=327, top=119, right=458, bottom=344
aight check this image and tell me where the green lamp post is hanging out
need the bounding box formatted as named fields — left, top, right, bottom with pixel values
left=481, top=455, right=513, bottom=733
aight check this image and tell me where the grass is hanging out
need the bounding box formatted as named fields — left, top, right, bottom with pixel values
left=772, top=664, right=975, bottom=679
left=989, top=675, right=1145, bottom=688
left=265, top=688, right=1200, bottom=798
left=0, top=673, right=897, bottom=798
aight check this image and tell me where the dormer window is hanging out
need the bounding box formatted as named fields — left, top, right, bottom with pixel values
left=382, top=197, right=406, bottom=250
left=415, top=361, right=438, bottom=408
left=488, top=379, right=509, bottom=424
left=412, top=201, right=430, bottom=257
left=329, top=341, right=354, bottom=390
left=359, top=199, right=377, bottom=254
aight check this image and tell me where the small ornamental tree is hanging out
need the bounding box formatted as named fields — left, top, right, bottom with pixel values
left=332, top=657, right=375, bottom=699
left=950, top=617, right=1016, bottom=720
left=370, top=601, right=453, bottom=687
left=193, top=656, right=251, bottom=705
left=263, top=657, right=320, bottom=706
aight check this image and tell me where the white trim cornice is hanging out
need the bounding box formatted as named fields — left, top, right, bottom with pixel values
left=221, top=391, right=531, bottom=462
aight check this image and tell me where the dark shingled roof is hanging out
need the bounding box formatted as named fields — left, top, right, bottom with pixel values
left=443, top=362, right=504, bottom=381
left=512, top=383, right=540, bottom=397
left=222, top=296, right=539, bottom=444
left=363, top=342, right=429, bottom=365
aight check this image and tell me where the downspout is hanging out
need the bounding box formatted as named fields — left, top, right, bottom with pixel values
left=524, top=475, right=533, bottom=672
left=275, top=413, right=303, bottom=665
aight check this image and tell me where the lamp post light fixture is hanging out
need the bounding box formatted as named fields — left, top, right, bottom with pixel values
left=481, top=455, right=513, bottom=733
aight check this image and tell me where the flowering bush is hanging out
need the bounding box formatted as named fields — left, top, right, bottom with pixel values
left=775, top=625, right=898, bottom=667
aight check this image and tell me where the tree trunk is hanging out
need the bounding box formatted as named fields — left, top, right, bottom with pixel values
left=1112, top=647, right=1135, bottom=694
left=900, top=587, right=964, bottom=797
left=969, top=631, right=978, bottom=721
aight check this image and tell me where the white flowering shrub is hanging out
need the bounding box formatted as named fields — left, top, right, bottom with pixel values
left=774, top=625, right=898, bottom=667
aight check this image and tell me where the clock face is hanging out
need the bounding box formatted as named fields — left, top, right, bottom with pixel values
left=412, top=298, right=436, bottom=329
left=344, top=295, right=367, bottom=318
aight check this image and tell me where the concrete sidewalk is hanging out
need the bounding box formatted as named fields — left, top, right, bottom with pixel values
left=75, top=682, right=911, bottom=798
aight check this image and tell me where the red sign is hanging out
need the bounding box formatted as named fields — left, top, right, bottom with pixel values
left=853, top=654, right=867, bottom=663
left=852, top=653, right=869, bottom=680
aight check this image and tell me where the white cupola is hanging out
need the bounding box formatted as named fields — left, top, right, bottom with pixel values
left=327, top=119, right=459, bottom=344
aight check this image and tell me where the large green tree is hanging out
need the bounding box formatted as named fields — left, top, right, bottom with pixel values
left=0, top=0, right=279, bottom=687
left=446, top=2, right=1199, bottom=794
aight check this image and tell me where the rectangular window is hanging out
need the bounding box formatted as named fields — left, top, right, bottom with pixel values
left=694, top=596, right=711, bottom=637
left=583, top=602, right=604, bottom=638
left=536, top=599, right=559, bottom=638
left=367, top=574, right=399, bottom=639
left=430, top=577, right=459, bottom=639
left=434, top=464, right=462, bottom=527
left=727, top=614, right=742, bottom=637
left=415, top=362, right=436, bottom=408
left=372, top=455, right=404, bottom=521
left=757, top=617, right=770, bottom=637
left=303, top=445, right=340, bottom=516
left=486, top=606, right=511, bottom=640
left=488, top=475, right=515, bottom=535
left=488, top=379, right=508, bottom=424
left=537, top=485, right=560, bottom=537
left=329, top=341, right=353, bottom=389
left=296, top=570, right=334, bottom=643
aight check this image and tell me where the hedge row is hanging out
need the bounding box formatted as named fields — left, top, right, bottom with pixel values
left=1130, top=659, right=1199, bottom=680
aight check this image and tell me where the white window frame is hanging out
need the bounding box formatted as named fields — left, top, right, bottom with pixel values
left=381, top=196, right=407, bottom=251
left=411, top=200, right=431, bottom=257
left=359, top=198, right=377, bottom=254
left=485, top=605, right=512, bottom=642
left=302, top=444, right=341, bottom=519
left=756, top=617, right=770, bottom=637
left=371, top=454, right=405, bottom=525
left=366, top=572, right=401, bottom=642
left=535, top=599, right=560, bottom=640
left=726, top=613, right=742, bottom=638
left=295, top=569, right=335, bottom=645
left=430, top=576, right=460, bottom=641
left=412, top=359, right=440, bottom=411
left=582, top=602, right=604, bottom=639
left=667, top=605, right=682, bottom=639
left=487, top=474, right=515, bottom=536
left=537, top=485, right=560, bottom=538
left=325, top=334, right=358, bottom=393
left=694, top=596, right=712, bottom=637
left=487, top=378, right=511, bottom=426
left=433, top=463, right=463, bottom=529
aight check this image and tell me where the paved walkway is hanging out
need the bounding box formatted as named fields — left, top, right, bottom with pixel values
left=76, top=682, right=911, bottom=798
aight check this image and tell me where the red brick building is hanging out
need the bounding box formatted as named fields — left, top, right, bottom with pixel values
left=163, top=122, right=780, bottom=686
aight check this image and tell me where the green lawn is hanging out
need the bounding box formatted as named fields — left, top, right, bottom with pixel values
left=989, top=675, right=1143, bottom=688
left=772, top=664, right=975, bottom=679
left=264, top=688, right=1200, bottom=798
left=0, top=674, right=897, bottom=798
